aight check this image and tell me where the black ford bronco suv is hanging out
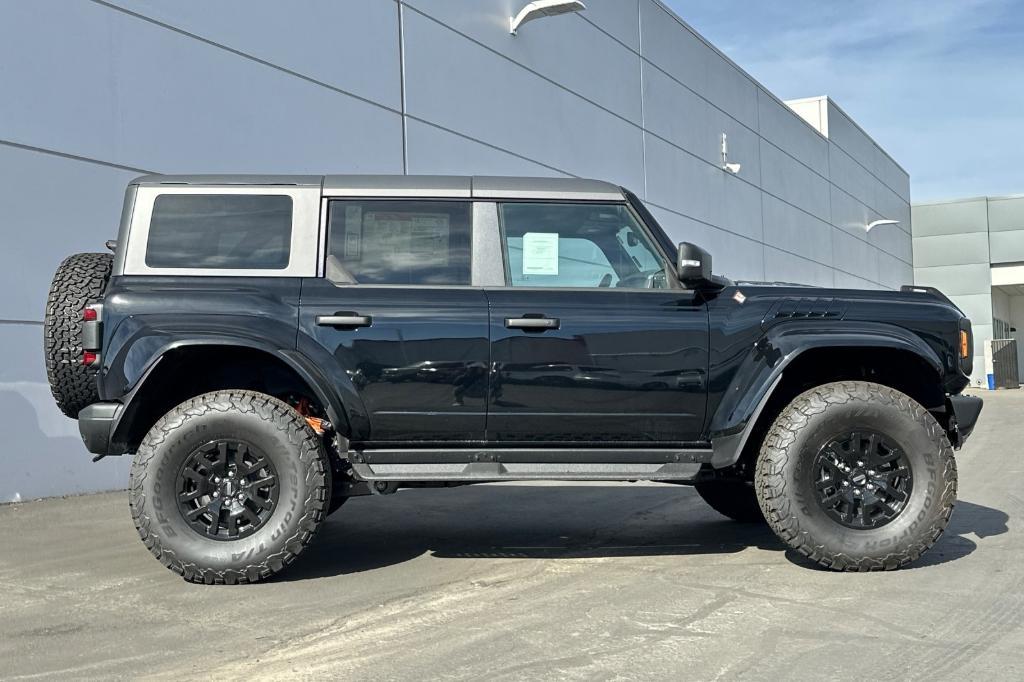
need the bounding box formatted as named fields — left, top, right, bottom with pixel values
left=44, top=174, right=982, bottom=584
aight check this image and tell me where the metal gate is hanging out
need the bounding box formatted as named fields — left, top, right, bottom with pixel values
left=985, top=339, right=1020, bottom=390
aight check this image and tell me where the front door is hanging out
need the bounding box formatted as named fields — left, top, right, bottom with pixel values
left=299, top=199, right=489, bottom=444
left=486, top=201, right=709, bottom=444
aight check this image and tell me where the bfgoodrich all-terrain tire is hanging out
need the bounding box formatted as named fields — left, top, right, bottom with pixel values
left=755, top=381, right=957, bottom=572
left=129, top=391, right=330, bottom=584
left=43, top=252, right=113, bottom=418
left=695, top=481, right=765, bottom=523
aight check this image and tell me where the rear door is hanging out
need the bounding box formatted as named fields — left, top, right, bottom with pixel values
left=485, top=201, right=709, bottom=444
left=299, top=198, right=489, bottom=444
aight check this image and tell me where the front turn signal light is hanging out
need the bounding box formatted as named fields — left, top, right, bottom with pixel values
left=960, top=330, right=970, bottom=359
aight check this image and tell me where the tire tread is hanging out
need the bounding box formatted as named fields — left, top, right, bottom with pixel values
left=43, top=252, right=113, bottom=418
left=128, top=390, right=329, bottom=585
left=754, top=381, right=957, bottom=572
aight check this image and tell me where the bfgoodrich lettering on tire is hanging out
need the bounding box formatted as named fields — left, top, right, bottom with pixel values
left=129, top=391, right=330, bottom=584
left=754, top=381, right=957, bottom=572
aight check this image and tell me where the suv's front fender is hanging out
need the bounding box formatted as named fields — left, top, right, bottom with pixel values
left=708, top=321, right=945, bottom=468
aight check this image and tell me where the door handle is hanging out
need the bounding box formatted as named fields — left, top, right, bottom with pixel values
left=505, top=317, right=560, bottom=331
left=316, top=314, right=373, bottom=329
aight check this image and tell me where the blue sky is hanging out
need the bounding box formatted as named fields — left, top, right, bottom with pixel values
left=669, top=0, right=1024, bottom=201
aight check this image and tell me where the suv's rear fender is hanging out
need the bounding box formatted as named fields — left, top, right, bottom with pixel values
left=89, top=276, right=366, bottom=454
left=707, top=321, right=949, bottom=468
left=91, top=339, right=351, bottom=456
left=99, top=277, right=302, bottom=390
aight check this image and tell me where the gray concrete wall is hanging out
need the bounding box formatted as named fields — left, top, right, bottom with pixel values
left=0, top=0, right=911, bottom=501
left=913, top=195, right=1024, bottom=387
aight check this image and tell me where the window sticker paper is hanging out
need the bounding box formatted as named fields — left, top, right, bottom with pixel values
left=522, top=232, right=559, bottom=276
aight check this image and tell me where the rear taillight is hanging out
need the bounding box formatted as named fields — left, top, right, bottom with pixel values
left=81, top=304, right=102, bottom=365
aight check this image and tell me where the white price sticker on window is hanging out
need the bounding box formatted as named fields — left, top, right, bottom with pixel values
left=522, top=232, right=559, bottom=276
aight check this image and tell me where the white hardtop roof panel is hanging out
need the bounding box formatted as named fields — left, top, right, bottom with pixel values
left=131, top=174, right=323, bottom=187
left=324, top=175, right=471, bottom=198
left=324, top=175, right=625, bottom=201
left=470, top=176, right=623, bottom=201
left=132, top=174, right=626, bottom=201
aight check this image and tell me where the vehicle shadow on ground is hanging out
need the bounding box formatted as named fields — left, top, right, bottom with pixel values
left=280, top=485, right=1009, bottom=582
left=783, top=499, right=1009, bottom=571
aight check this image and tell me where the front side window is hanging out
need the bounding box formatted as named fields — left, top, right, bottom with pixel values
left=499, top=203, right=669, bottom=289
left=145, top=194, right=293, bottom=270
left=327, top=200, right=472, bottom=286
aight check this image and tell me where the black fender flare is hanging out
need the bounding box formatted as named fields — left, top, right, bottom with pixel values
left=107, top=337, right=359, bottom=451
left=708, top=322, right=945, bottom=468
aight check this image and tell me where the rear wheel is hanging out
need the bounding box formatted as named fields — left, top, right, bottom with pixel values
left=43, top=252, right=113, bottom=418
left=755, top=381, right=957, bottom=571
left=694, top=481, right=765, bottom=523
left=129, top=391, right=330, bottom=584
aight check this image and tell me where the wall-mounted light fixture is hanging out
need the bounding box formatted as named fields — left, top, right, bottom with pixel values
left=721, top=133, right=741, bottom=174
left=511, top=0, right=587, bottom=36
left=866, top=219, right=900, bottom=232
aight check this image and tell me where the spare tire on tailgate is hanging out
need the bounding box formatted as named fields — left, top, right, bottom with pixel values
left=44, top=252, right=113, bottom=418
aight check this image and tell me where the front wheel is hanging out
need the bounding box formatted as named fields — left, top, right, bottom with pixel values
left=129, top=391, right=330, bottom=584
left=755, top=381, right=957, bottom=572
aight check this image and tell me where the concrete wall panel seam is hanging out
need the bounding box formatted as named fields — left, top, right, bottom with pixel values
left=88, top=0, right=404, bottom=117
left=637, top=0, right=649, bottom=199
left=0, top=138, right=153, bottom=175
left=398, top=1, right=409, bottom=174
left=403, top=4, right=643, bottom=129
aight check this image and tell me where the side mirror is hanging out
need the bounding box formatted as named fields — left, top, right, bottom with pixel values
left=677, top=242, right=715, bottom=288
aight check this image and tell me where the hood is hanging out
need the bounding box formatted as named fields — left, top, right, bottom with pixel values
left=726, top=282, right=964, bottom=318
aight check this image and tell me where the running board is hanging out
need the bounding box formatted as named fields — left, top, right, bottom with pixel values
left=348, top=448, right=711, bottom=482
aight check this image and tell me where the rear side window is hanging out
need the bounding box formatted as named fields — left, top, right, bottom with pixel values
left=327, top=200, right=472, bottom=285
left=145, top=194, right=293, bottom=269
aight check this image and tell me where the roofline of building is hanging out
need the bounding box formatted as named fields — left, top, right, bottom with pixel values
left=913, top=193, right=1024, bottom=207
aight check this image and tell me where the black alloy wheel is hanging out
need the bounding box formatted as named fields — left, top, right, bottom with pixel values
left=755, top=381, right=957, bottom=572
left=811, top=430, right=913, bottom=530
left=176, top=439, right=280, bottom=540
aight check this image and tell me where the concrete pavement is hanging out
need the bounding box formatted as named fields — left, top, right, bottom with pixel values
left=0, top=390, right=1020, bottom=680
